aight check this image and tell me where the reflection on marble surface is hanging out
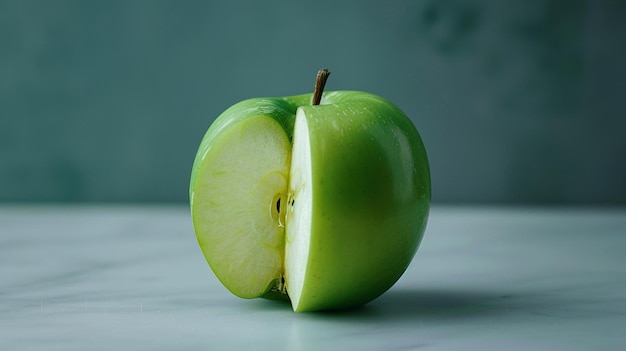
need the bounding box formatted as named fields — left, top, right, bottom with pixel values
left=1, top=206, right=625, bottom=350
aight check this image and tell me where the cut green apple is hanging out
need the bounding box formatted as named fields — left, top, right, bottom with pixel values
left=190, top=71, right=430, bottom=312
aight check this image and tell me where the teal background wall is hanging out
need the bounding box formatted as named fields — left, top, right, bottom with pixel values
left=1, top=0, right=625, bottom=204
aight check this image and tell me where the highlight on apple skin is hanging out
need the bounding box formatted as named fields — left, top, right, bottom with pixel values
left=189, top=69, right=430, bottom=312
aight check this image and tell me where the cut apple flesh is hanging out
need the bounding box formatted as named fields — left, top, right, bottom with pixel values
left=191, top=107, right=318, bottom=309
left=191, top=115, right=290, bottom=299
left=284, top=108, right=313, bottom=311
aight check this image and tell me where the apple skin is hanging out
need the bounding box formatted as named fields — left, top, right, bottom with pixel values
left=190, top=90, right=430, bottom=311
left=285, top=91, right=430, bottom=311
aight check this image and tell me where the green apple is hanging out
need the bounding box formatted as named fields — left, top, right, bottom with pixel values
left=190, top=70, right=430, bottom=312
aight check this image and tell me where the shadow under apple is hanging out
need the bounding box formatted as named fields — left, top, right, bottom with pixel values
left=248, top=287, right=523, bottom=323
left=367, top=288, right=513, bottom=320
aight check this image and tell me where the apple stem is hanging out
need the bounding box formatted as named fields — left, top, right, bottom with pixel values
left=312, top=68, right=331, bottom=105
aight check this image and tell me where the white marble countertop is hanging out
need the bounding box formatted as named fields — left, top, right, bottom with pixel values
left=1, top=205, right=625, bottom=350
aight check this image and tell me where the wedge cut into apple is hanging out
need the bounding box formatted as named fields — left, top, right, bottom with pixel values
left=190, top=71, right=430, bottom=312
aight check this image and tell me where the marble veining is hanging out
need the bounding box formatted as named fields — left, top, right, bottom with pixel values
left=1, top=206, right=625, bottom=350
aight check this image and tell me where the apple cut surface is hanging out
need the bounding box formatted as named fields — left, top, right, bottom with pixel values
left=283, top=109, right=313, bottom=310
left=190, top=114, right=290, bottom=298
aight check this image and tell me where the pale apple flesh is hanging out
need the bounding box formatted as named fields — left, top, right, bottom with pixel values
left=190, top=98, right=300, bottom=299
left=190, top=91, right=430, bottom=312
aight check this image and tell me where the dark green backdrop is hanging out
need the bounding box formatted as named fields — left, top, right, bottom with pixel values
left=1, top=0, right=624, bottom=204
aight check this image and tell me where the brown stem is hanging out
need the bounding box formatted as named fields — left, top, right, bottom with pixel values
left=311, top=68, right=331, bottom=105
